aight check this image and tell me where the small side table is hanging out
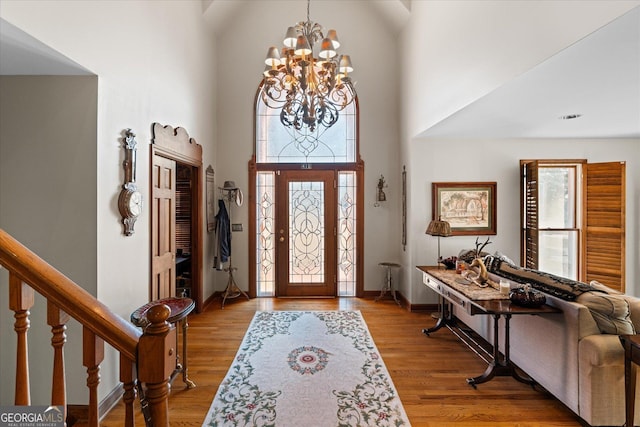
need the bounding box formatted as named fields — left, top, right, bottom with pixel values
left=375, top=262, right=401, bottom=306
left=131, top=297, right=196, bottom=389
left=620, top=334, right=640, bottom=427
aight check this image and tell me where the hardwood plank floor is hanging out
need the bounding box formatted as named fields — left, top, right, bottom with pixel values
left=100, top=297, right=584, bottom=426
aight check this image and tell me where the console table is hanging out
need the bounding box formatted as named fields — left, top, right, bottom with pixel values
left=417, top=266, right=560, bottom=387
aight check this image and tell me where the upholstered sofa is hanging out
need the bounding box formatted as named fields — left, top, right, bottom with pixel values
left=451, top=257, right=640, bottom=426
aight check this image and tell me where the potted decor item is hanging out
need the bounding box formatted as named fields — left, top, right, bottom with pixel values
left=509, top=284, right=547, bottom=308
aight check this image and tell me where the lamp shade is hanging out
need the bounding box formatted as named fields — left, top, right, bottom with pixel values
left=283, top=26, right=298, bottom=48
left=338, top=55, right=353, bottom=74
left=319, top=38, right=337, bottom=59
left=264, top=46, right=281, bottom=67
left=294, top=35, right=312, bottom=56
left=326, top=29, right=340, bottom=49
left=425, top=217, right=451, bottom=237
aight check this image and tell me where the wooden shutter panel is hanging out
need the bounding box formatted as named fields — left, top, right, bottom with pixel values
left=522, top=161, right=539, bottom=269
left=584, top=161, right=625, bottom=292
left=176, top=165, right=192, bottom=254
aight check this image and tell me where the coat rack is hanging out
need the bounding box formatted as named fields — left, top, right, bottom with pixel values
left=218, top=182, right=249, bottom=308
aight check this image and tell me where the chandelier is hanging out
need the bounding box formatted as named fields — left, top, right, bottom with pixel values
left=260, top=0, right=356, bottom=132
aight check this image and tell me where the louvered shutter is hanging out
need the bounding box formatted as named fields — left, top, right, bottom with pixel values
left=584, top=162, right=626, bottom=292
left=523, top=161, right=539, bottom=269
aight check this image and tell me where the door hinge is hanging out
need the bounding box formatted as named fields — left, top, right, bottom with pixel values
left=334, top=226, right=337, bottom=236
left=334, top=180, right=337, bottom=189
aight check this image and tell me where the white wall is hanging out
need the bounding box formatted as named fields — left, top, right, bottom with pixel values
left=401, top=0, right=640, bottom=138
left=399, top=1, right=640, bottom=304
left=0, top=0, right=217, bottom=404
left=0, top=76, right=98, bottom=404
left=212, top=1, right=401, bottom=293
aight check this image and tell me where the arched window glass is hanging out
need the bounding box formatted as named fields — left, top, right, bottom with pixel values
left=255, top=97, right=356, bottom=164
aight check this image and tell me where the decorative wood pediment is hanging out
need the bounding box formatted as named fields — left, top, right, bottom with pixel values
left=151, top=123, right=202, bottom=166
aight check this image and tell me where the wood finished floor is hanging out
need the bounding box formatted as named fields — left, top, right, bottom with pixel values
left=101, top=297, right=585, bottom=426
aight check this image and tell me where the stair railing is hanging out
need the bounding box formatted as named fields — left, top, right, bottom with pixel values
left=0, top=228, right=173, bottom=426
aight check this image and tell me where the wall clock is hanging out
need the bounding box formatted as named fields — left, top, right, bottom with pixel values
left=118, top=128, right=142, bottom=236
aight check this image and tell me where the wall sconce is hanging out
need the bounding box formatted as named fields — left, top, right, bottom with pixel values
left=374, top=175, right=387, bottom=207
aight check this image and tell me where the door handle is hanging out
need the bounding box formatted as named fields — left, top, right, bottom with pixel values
left=279, top=236, right=285, bottom=242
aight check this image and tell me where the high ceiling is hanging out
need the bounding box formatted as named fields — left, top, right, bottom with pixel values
left=1, top=2, right=638, bottom=139
left=419, top=6, right=640, bottom=139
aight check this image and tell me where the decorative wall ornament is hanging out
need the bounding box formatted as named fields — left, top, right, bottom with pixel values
left=402, top=166, right=407, bottom=251
left=373, top=175, right=387, bottom=207
left=117, top=129, right=142, bottom=236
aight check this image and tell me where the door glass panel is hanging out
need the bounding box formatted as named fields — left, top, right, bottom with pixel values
left=338, top=172, right=357, bottom=296
left=539, top=230, right=578, bottom=280
left=256, top=172, right=275, bottom=296
left=289, top=181, right=325, bottom=283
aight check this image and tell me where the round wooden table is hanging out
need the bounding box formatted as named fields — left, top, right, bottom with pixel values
left=131, top=297, right=196, bottom=389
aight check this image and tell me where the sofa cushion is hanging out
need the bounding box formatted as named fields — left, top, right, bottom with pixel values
left=589, top=279, right=622, bottom=295
left=579, top=334, right=625, bottom=366
left=577, top=291, right=636, bottom=335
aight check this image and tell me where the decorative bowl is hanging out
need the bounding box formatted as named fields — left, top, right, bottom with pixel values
left=441, top=256, right=457, bottom=270
left=509, top=284, right=546, bottom=308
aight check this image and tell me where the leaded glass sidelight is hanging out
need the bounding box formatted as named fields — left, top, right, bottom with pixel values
left=338, top=172, right=357, bottom=296
left=256, top=172, right=275, bottom=296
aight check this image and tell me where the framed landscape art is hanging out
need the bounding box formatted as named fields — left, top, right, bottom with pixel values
left=432, top=182, right=497, bottom=236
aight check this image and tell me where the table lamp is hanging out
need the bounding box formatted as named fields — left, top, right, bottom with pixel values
left=426, top=216, right=451, bottom=267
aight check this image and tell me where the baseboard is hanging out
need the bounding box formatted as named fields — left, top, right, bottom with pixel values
left=99, top=383, right=125, bottom=421
left=203, top=291, right=220, bottom=310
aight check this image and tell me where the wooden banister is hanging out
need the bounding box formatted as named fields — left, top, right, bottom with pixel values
left=1, top=228, right=172, bottom=427
left=0, top=229, right=141, bottom=359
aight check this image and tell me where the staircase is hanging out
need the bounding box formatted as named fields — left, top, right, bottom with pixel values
left=0, top=229, right=173, bottom=426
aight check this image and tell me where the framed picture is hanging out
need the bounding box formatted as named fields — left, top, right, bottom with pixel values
left=206, top=165, right=215, bottom=232
left=432, top=182, right=496, bottom=236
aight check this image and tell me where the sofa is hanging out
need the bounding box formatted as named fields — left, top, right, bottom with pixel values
left=450, top=256, right=640, bottom=426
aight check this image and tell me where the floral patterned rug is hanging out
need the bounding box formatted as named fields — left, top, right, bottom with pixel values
left=202, top=311, right=411, bottom=426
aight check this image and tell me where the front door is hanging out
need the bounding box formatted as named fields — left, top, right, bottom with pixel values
left=276, top=170, right=336, bottom=297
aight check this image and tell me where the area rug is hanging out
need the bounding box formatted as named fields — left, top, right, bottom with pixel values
left=202, top=311, right=411, bottom=426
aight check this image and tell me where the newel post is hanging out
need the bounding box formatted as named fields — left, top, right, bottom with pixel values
left=137, top=304, right=175, bottom=427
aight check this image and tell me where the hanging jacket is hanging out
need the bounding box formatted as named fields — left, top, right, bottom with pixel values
left=215, top=199, right=231, bottom=264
